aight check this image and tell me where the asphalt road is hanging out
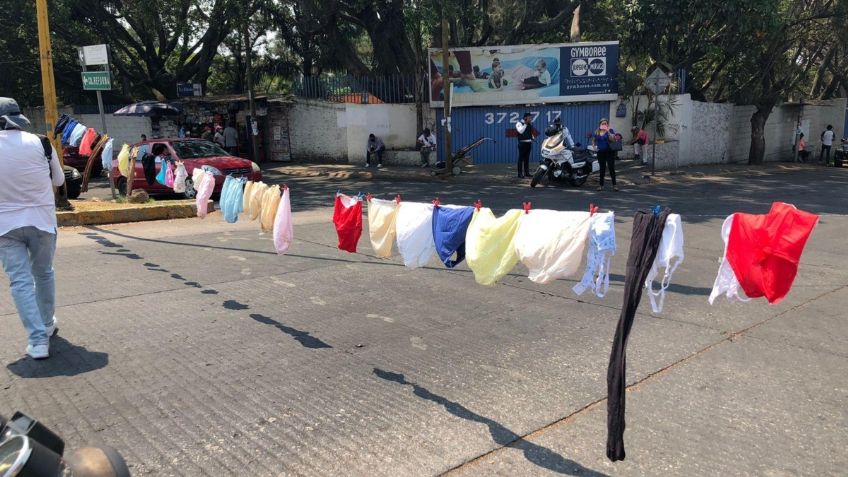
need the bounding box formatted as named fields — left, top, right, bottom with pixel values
left=1, top=165, right=846, bottom=476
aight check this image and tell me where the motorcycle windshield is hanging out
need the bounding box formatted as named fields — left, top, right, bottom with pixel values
left=544, top=135, right=564, bottom=149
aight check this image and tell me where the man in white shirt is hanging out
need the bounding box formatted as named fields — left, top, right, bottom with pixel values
left=820, top=125, right=835, bottom=165
left=417, top=128, right=437, bottom=167
left=366, top=134, right=385, bottom=168
left=0, top=98, right=65, bottom=360
left=223, top=122, right=239, bottom=156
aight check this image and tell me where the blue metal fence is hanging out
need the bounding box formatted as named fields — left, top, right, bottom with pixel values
left=294, top=75, right=417, bottom=104
left=434, top=103, right=610, bottom=164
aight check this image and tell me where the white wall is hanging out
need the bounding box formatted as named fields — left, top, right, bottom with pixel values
left=23, top=106, right=153, bottom=157
left=288, top=99, right=348, bottom=161
left=289, top=99, right=418, bottom=163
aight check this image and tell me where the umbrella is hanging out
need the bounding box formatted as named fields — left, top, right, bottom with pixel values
left=113, top=101, right=182, bottom=117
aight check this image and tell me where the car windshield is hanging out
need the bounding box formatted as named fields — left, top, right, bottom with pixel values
left=171, top=141, right=230, bottom=159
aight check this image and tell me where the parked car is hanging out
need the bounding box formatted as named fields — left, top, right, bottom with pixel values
left=111, top=139, right=262, bottom=198
left=63, top=165, right=82, bottom=199
left=63, top=146, right=102, bottom=177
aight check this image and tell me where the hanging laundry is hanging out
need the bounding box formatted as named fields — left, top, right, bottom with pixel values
left=141, top=152, right=157, bottom=185
left=220, top=176, right=245, bottom=223
left=242, top=181, right=255, bottom=215
left=248, top=182, right=269, bottom=221
left=367, top=198, right=399, bottom=258
left=645, top=214, right=685, bottom=313
left=709, top=202, right=818, bottom=305
left=333, top=193, right=363, bottom=253
left=607, top=207, right=670, bottom=462
left=100, top=138, right=114, bottom=172
left=466, top=208, right=523, bottom=286
left=155, top=159, right=171, bottom=186
left=173, top=161, right=188, bottom=193
left=195, top=170, right=215, bottom=218
left=78, top=128, right=98, bottom=156
left=68, top=123, right=87, bottom=147
left=432, top=205, right=474, bottom=268
left=573, top=211, right=616, bottom=298
left=260, top=185, right=282, bottom=233
left=164, top=160, right=175, bottom=188
left=395, top=202, right=436, bottom=268
left=514, top=210, right=592, bottom=284
left=273, top=187, right=294, bottom=255
left=61, top=119, right=79, bottom=145
left=53, top=114, right=70, bottom=139
left=117, top=144, right=130, bottom=177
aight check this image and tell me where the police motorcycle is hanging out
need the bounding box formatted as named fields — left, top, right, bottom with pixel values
left=530, top=119, right=599, bottom=188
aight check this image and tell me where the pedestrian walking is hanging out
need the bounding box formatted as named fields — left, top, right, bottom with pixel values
left=820, top=125, right=835, bottom=164
left=593, top=118, right=618, bottom=191
left=366, top=134, right=385, bottom=168
left=629, top=126, right=649, bottom=165
left=515, top=112, right=534, bottom=178
left=417, top=128, right=437, bottom=167
left=0, top=97, right=65, bottom=360
left=223, top=122, right=239, bottom=156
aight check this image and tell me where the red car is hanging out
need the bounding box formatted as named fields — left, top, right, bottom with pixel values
left=112, top=139, right=262, bottom=198
left=63, top=146, right=103, bottom=177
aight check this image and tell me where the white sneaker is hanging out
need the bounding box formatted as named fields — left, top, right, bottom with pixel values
left=45, top=316, right=58, bottom=338
left=26, top=344, right=49, bottom=360
left=377, top=164, right=383, bottom=168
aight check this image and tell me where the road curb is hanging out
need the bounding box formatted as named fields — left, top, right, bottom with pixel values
left=58, top=200, right=214, bottom=227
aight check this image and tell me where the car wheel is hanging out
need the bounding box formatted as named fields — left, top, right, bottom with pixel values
left=183, top=178, right=197, bottom=199
left=116, top=177, right=127, bottom=197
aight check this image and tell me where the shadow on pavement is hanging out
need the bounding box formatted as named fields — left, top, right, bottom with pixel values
left=249, top=314, right=332, bottom=349
left=373, top=368, right=609, bottom=476
left=6, top=336, right=108, bottom=378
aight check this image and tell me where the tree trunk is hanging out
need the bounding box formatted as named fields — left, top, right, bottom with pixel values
left=748, top=105, right=773, bottom=165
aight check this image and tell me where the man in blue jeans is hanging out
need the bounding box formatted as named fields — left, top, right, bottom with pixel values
left=0, top=98, right=65, bottom=359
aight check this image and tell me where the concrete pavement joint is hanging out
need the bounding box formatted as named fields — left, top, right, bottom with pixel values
left=441, top=282, right=848, bottom=475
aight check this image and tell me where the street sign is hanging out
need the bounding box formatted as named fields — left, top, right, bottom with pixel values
left=645, top=68, right=671, bottom=95
left=177, top=83, right=203, bottom=97
left=81, top=44, right=109, bottom=66
left=81, top=71, right=111, bottom=90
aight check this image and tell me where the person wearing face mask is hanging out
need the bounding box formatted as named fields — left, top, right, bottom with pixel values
left=593, top=118, right=618, bottom=192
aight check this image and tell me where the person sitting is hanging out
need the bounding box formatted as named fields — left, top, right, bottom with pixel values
left=629, top=126, right=649, bottom=165
left=522, top=59, right=552, bottom=90
left=417, top=128, right=437, bottom=167
left=797, top=133, right=810, bottom=162
left=366, top=134, right=385, bottom=168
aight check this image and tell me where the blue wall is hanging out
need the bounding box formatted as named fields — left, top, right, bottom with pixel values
left=435, top=103, right=610, bottom=164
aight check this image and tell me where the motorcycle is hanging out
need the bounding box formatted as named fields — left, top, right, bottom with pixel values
left=530, top=122, right=599, bottom=188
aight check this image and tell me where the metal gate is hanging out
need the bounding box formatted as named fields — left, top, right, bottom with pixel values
left=434, top=103, right=610, bottom=164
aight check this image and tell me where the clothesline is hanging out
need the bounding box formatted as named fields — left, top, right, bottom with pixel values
left=210, top=183, right=818, bottom=462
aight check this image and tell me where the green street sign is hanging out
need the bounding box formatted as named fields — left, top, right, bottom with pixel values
left=81, top=71, right=111, bottom=90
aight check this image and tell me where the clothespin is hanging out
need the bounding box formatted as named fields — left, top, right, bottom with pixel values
left=365, top=192, right=373, bottom=202
left=653, top=205, right=662, bottom=216
left=336, top=188, right=341, bottom=197
left=432, top=197, right=441, bottom=207
left=395, top=194, right=401, bottom=204
left=474, top=199, right=482, bottom=211
left=523, top=201, right=532, bottom=214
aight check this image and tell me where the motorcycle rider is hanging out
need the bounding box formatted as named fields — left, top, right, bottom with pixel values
left=547, top=117, right=575, bottom=149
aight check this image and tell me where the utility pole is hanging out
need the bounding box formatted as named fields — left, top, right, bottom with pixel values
left=36, top=0, right=72, bottom=209
left=243, top=1, right=260, bottom=163
left=441, top=15, right=452, bottom=174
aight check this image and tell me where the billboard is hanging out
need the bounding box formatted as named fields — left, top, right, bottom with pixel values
left=428, top=41, right=619, bottom=107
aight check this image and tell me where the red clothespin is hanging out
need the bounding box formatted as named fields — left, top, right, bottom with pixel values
left=523, top=202, right=532, bottom=214
left=474, top=199, right=482, bottom=211
left=432, top=197, right=441, bottom=207
left=395, top=194, right=401, bottom=204
left=589, top=203, right=598, bottom=216
left=365, top=192, right=373, bottom=202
